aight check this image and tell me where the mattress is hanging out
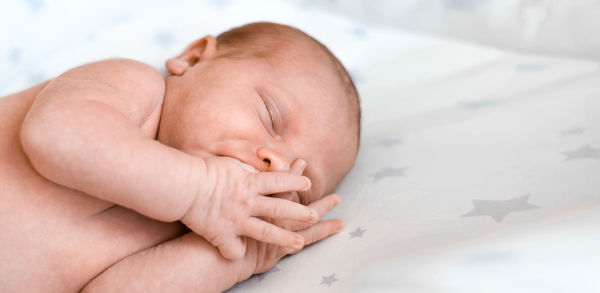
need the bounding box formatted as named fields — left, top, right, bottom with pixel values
left=1, top=0, right=599, bottom=292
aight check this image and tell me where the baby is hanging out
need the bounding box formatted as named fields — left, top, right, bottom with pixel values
left=0, top=22, right=360, bottom=292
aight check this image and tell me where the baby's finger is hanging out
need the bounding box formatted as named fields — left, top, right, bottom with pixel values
left=280, top=194, right=341, bottom=231
left=290, top=159, right=306, bottom=175
left=242, top=217, right=305, bottom=250
left=301, top=219, right=345, bottom=247
left=308, top=194, right=341, bottom=218
left=287, top=219, right=345, bottom=255
left=255, top=172, right=311, bottom=195
left=216, top=236, right=247, bottom=260
left=271, top=191, right=298, bottom=202
left=268, top=159, right=305, bottom=201
left=251, top=196, right=319, bottom=223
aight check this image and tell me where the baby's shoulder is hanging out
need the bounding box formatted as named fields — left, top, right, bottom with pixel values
left=56, top=58, right=166, bottom=116
left=98, top=58, right=163, bottom=79
left=77, top=58, right=165, bottom=97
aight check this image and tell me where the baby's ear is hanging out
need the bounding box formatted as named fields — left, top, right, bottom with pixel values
left=165, top=35, right=217, bottom=75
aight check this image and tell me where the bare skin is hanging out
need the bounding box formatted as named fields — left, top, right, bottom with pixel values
left=0, top=81, right=187, bottom=292
left=0, top=31, right=356, bottom=292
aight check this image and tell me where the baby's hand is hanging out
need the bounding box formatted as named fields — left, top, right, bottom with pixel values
left=181, top=156, right=319, bottom=260
left=250, top=193, right=344, bottom=275
left=247, top=159, right=345, bottom=274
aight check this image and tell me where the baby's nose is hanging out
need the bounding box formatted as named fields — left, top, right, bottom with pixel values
left=257, top=147, right=290, bottom=172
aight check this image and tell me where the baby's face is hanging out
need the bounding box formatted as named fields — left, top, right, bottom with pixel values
left=159, top=44, right=356, bottom=203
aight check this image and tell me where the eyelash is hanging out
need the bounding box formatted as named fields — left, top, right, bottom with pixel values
left=264, top=101, right=276, bottom=131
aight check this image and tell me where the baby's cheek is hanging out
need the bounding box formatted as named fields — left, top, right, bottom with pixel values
left=308, top=183, right=330, bottom=205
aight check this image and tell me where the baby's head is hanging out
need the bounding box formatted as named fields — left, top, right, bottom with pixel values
left=158, top=22, right=360, bottom=204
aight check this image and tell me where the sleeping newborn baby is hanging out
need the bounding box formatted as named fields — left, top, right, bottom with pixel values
left=0, top=22, right=360, bottom=292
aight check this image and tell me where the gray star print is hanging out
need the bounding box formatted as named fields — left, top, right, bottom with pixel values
left=320, top=274, right=339, bottom=286
left=349, top=227, right=366, bottom=238
left=461, top=194, right=539, bottom=222
left=515, top=63, right=546, bottom=71
left=155, top=31, right=175, bottom=47
left=560, top=127, right=585, bottom=136
left=562, top=145, right=599, bottom=160
left=369, top=167, right=406, bottom=182
left=380, top=138, right=402, bottom=148
left=458, top=100, right=495, bottom=110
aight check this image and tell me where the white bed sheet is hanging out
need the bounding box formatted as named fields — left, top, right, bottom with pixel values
left=302, top=0, right=600, bottom=61
left=1, top=0, right=599, bottom=292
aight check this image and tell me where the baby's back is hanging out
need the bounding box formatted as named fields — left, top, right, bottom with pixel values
left=0, top=81, right=184, bottom=292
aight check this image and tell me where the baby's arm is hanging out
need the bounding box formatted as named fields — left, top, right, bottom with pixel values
left=82, top=194, right=344, bottom=292
left=20, top=59, right=318, bottom=258
left=82, top=232, right=253, bottom=293
left=21, top=58, right=201, bottom=221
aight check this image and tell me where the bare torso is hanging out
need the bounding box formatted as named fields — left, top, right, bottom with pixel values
left=0, top=82, right=186, bottom=292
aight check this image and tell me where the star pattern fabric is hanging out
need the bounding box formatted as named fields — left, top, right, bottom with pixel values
left=25, top=0, right=43, bottom=13
left=560, top=127, right=585, bottom=136
left=349, top=227, right=366, bottom=238
left=369, top=167, right=407, bottom=182
left=380, top=138, right=402, bottom=148
left=459, top=100, right=496, bottom=110
left=9, top=48, right=21, bottom=65
left=445, top=0, right=477, bottom=11
left=515, top=63, right=546, bottom=71
left=154, top=31, right=176, bottom=48
left=4, top=2, right=600, bottom=292
left=562, top=145, right=600, bottom=160
left=320, top=274, right=339, bottom=286
left=461, top=194, right=539, bottom=222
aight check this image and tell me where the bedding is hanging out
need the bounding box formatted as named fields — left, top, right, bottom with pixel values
left=1, top=0, right=599, bottom=292
left=305, top=0, right=600, bottom=61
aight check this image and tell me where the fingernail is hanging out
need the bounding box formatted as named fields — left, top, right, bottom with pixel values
left=330, top=194, right=340, bottom=205
left=285, top=247, right=296, bottom=254
left=304, top=177, right=311, bottom=190
left=297, top=159, right=306, bottom=170
left=293, top=236, right=304, bottom=249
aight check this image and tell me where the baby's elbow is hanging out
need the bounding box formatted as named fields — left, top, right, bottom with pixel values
left=20, top=113, right=47, bottom=163
left=19, top=108, right=66, bottom=177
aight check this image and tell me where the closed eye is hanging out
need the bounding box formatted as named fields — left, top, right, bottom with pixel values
left=256, top=86, right=285, bottom=137
left=263, top=99, right=276, bottom=132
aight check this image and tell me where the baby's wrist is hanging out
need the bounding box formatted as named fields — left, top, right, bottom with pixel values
left=180, top=155, right=213, bottom=225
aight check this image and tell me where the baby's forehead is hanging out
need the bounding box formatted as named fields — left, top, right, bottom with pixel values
left=268, top=70, right=346, bottom=121
left=219, top=32, right=334, bottom=71
left=279, top=85, right=353, bottom=190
